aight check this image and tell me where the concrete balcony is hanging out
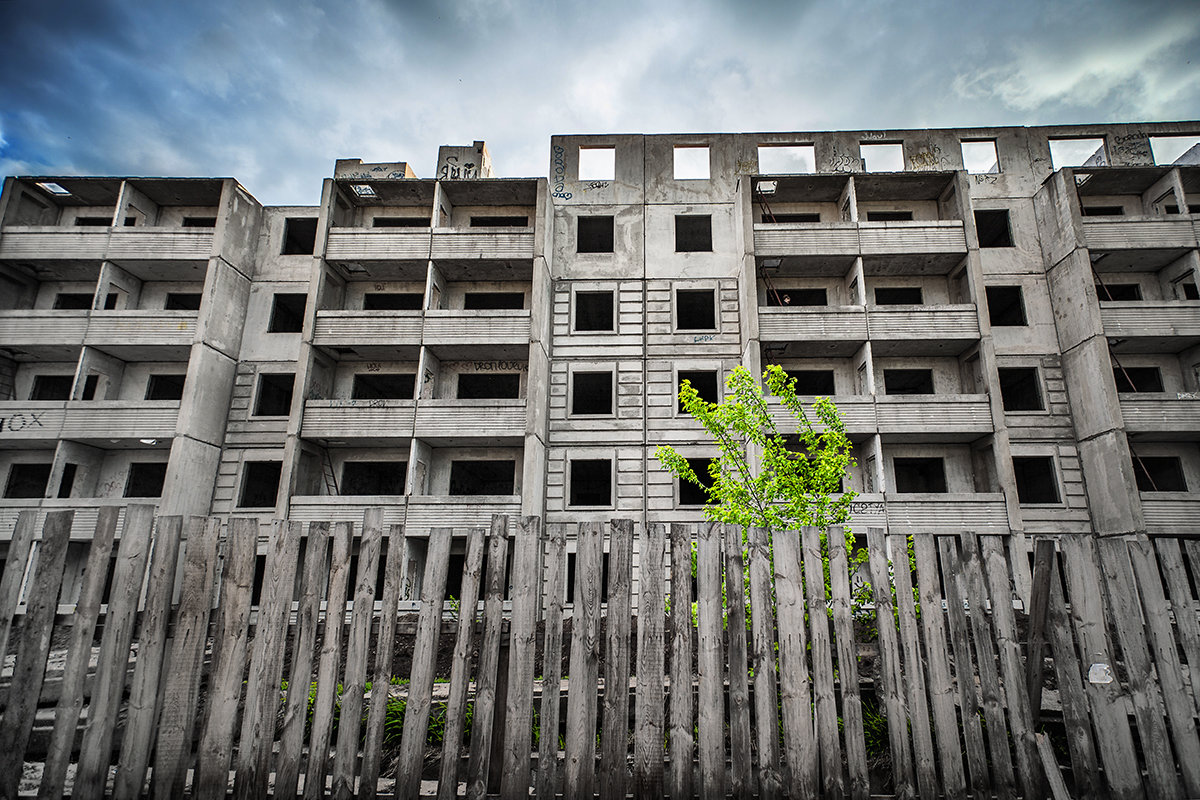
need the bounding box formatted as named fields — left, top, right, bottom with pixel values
left=325, top=228, right=432, bottom=263
left=875, top=395, right=993, bottom=440
left=867, top=305, right=980, bottom=355
left=404, top=495, right=521, bottom=533
left=0, top=227, right=214, bottom=264
left=771, top=396, right=875, bottom=436
left=1140, top=493, right=1200, bottom=535
left=0, top=498, right=143, bottom=541
left=1100, top=302, right=1200, bottom=352
left=1119, top=395, right=1200, bottom=438
left=286, top=496, right=407, bottom=528
left=430, top=229, right=534, bottom=261
left=754, top=222, right=859, bottom=258
left=312, top=311, right=423, bottom=348
left=105, top=228, right=215, bottom=262
left=83, top=310, right=198, bottom=358
left=0, top=400, right=180, bottom=446
left=413, top=399, right=527, bottom=444
left=0, top=310, right=87, bottom=359
left=301, top=399, right=416, bottom=442
left=884, top=492, right=1009, bottom=532
left=422, top=310, right=531, bottom=358
left=753, top=220, right=966, bottom=259
left=1083, top=217, right=1197, bottom=250
left=757, top=307, right=868, bottom=356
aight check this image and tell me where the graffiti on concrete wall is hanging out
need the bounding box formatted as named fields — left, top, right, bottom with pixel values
left=0, top=411, right=46, bottom=433
left=551, top=145, right=573, bottom=199
left=439, top=157, right=479, bottom=180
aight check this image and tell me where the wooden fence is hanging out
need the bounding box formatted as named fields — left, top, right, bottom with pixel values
left=0, top=506, right=1198, bottom=798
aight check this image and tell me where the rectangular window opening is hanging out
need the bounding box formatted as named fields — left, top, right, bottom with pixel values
left=253, top=373, right=295, bottom=416
left=182, top=216, right=217, bottom=228
left=1133, top=455, right=1188, bottom=492
left=675, top=215, right=713, bottom=252
left=974, top=209, right=1014, bottom=247
left=574, top=291, right=614, bottom=332
left=238, top=460, right=283, bottom=508
left=571, top=371, right=613, bottom=416
left=74, top=217, right=110, bottom=227
left=793, top=370, right=836, bottom=395
left=1013, top=456, right=1060, bottom=504
left=4, top=462, right=52, bottom=498
left=80, top=374, right=99, bottom=401
left=1049, top=137, right=1107, bottom=170
left=363, top=292, right=423, bottom=310
left=569, top=459, right=612, bottom=507
left=1095, top=283, right=1142, bottom=302
left=145, top=373, right=186, bottom=401
left=53, top=293, right=93, bottom=310
left=281, top=217, right=318, bottom=255
left=680, top=457, right=715, bottom=506
left=860, top=142, right=905, bottom=172
left=449, top=460, right=515, bottom=495
left=1149, top=135, right=1200, bottom=166
left=1113, top=367, right=1164, bottom=393
left=457, top=373, right=521, bottom=399
left=679, top=370, right=720, bottom=412
left=352, top=373, right=415, bottom=400
left=1082, top=205, right=1125, bottom=217
left=165, top=293, right=202, bottom=311
left=463, top=292, right=524, bottom=310
left=577, top=216, right=615, bottom=253
left=766, top=213, right=822, bottom=224
left=57, top=463, right=77, bottom=498
left=268, top=293, right=307, bottom=332
left=767, top=288, right=827, bottom=307
left=579, top=146, right=616, bottom=181
left=866, top=210, right=914, bottom=222
left=673, top=145, right=710, bottom=180
left=998, top=368, right=1044, bottom=411
left=961, top=140, right=1000, bottom=174
left=893, top=457, right=947, bottom=493
left=103, top=293, right=119, bottom=310
left=757, top=144, right=815, bottom=174
left=874, top=287, right=923, bottom=306
left=883, top=369, right=934, bottom=395
left=469, top=216, right=528, bottom=227
left=986, top=286, right=1027, bottom=326
left=372, top=216, right=428, bottom=227
left=341, top=461, right=406, bottom=495
left=30, top=375, right=73, bottom=401
left=676, top=288, right=717, bottom=330
left=124, top=462, right=168, bottom=498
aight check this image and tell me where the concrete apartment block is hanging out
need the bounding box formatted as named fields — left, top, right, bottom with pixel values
left=2, top=123, right=1199, bottom=586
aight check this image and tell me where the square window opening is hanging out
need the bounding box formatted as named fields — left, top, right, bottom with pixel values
left=961, top=140, right=1000, bottom=174
left=571, top=372, right=613, bottom=416
left=268, top=293, right=307, bottom=333
left=165, top=292, right=202, bottom=311
left=253, top=373, right=295, bottom=416
left=463, top=292, right=524, bottom=310
left=1149, top=135, right=1200, bottom=166
left=124, top=462, right=167, bottom=498
left=574, top=291, right=614, bottom=332
left=449, top=460, right=515, bottom=495
left=457, top=373, right=521, bottom=399
left=1133, top=455, right=1188, bottom=492
left=341, top=461, right=406, bottom=495
left=281, top=217, right=318, bottom=255
left=4, top=462, right=52, bottom=499
left=874, top=287, right=923, bottom=305
left=767, top=287, right=827, bottom=307
left=569, top=459, right=612, bottom=507
left=757, top=144, right=815, bottom=174
left=676, top=289, right=717, bottom=330
left=238, top=460, right=283, bottom=508
left=866, top=210, right=914, bottom=222
left=974, top=210, right=1014, bottom=247
left=860, top=143, right=905, bottom=172
left=998, top=368, right=1044, bottom=411
left=579, top=146, right=616, bottom=181
left=30, top=375, right=73, bottom=401
left=53, top=293, right=93, bottom=310
left=1095, top=283, right=1142, bottom=302
left=1013, top=456, right=1060, bottom=504
left=883, top=369, right=934, bottom=395
left=893, top=457, right=947, bottom=493
left=577, top=215, right=615, bottom=253
left=145, top=373, right=186, bottom=401
left=675, top=215, right=713, bottom=252
left=363, top=292, right=423, bottom=310
left=1113, top=366, right=1164, bottom=393
left=673, top=146, right=710, bottom=180
left=679, top=370, right=720, bottom=412
left=986, top=286, right=1027, bottom=326
left=680, top=457, right=715, bottom=506
left=352, top=373, right=415, bottom=400
left=792, top=370, right=836, bottom=395
left=1048, top=137, right=1107, bottom=169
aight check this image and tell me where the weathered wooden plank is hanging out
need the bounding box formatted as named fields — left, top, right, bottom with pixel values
left=38, top=507, right=119, bottom=800
left=466, top=514, right=512, bottom=800
left=599, top=518, right=634, bottom=800
left=1127, top=537, right=1200, bottom=796
left=437, top=526, right=487, bottom=800
left=1154, top=539, right=1200, bottom=717
left=667, top=522, right=695, bottom=800
left=112, top=516, right=184, bottom=800
left=501, top=517, right=544, bottom=800
left=1057, top=534, right=1144, bottom=800
left=724, top=527, right=753, bottom=800
left=775, top=527, right=817, bottom=795
left=633, top=522, right=666, bottom=800
left=360, top=524, right=406, bottom=800
left=1096, top=538, right=1181, bottom=800
left=887, top=533, right=936, bottom=800
left=395, top=526, right=453, bottom=800
left=0, top=510, right=74, bottom=800
left=302, top=520, right=354, bottom=800
left=192, top=518, right=257, bottom=800
left=1025, top=537, right=1056, bottom=725
left=274, top=522, right=332, bottom=800
left=828, top=527, right=868, bottom=800
left=747, top=526, right=783, bottom=800
left=564, top=521, right=604, bottom=800
left=332, top=514, right=386, bottom=800
left=73, top=505, right=155, bottom=800
left=0, top=510, right=37, bottom=671
left=865, top=527, right=913, bottom=799
left=233, top=520, right=303, bottom=800
left=801, top=527, right=842, bottom=800
left=958, top=533, right=1016, bottom=800
left=150, top=516, right=222, bottom=799
left=911, top=534, right=965, bottom=800
left=696, top=521, right=725, bottom=800
left=1037, top=732, right=1073, bottom=800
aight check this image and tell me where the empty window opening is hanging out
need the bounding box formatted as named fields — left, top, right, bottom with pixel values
left=1133, top=456, right=1188, bottom=492
left=874, top=287, right=923, bottom=305
left=53, top=293, right=93, bottom=310
left=883, top=369, right=934, bottom=395
left=569, top=459, right=612, bottom=506
left=238, top=460, right=283, bottom=508
left=767, top=288, right=827, bottom=307
left=1082, top=205, right=1125, bottom=217
left=676, top=289, right=717, bottom=330
left=268, top=293, right=307, bottom=332
left=1177, top=280, right=1200, bottom=301
left=464, top=292, right=524, bottom=310
left=986, top=286, right=1027, bottom=326
left=893, top=457, right=948, bottom=493
left=975, top=210, right=1014, bottom=247
left=865, top=210, right=914, bottom=222
left=577, top=216, right=615, bottom=253
left=860, top=143, right=905, bottom=172
left=793, top=370, right=836, bottom=395
left=281, top=218, right=318, bottom=255
left=124, top=216, right=137, bottom=226
left=961, top=140, right=1000, bottom=174
left=74, top=216, right=110, bottom=227
left=1013, top=457, right=1060, bottom=504
left=57, top=463, right=77, bottom=498
left=1113, top=366, right=1164, bottom=393
left=757, top=144, right=815, bottom=174
left=254, top=373, right=295, bottom=416
left=579, top=146, right=616, bottom=180
left=998, top=368, right=1044, bottom=411
left=675, top=215, right=713, bottom=252
left=124, top=462, right=168, bottom=498
left=4, top=462, right=52, bottom=498
left=363, top=292, right=423, bottom=310
left=30, top=375, right=73, bottom=401
left=145, top=373, right=186, bottom=401
left=1095, top=283, right=1141, bottom=302
left=766, top=213, right=822, bottom=223
left=572, top=372, right=613, bottom=415
left=679, top=370, right=720, bottom=412
left=1149, top=135, right=1200, bottom=166
left=574, top=291, right=614, bottom=332
left=372, top=216, right=428, bottom=227
left=352, top=373, right=415, bottom=400
left=341, top=461, right=406, bottom=495
left=674, top=146, right=710, bottom=180
left=680, top=457, right=715, bottom=506
left=80, top=374, right=99, bottom=401
left=182, top=216, right=217, bottom=228
left=457, top=373, right=521, bottom=399
left=1049, top=137, right=1107, bottom=169
left=102, top=293, right=119, bottom=310
left=469, top=216, right=527, bottom=227
left=165, top=292, right=202, bottom=310
left=449, top=460, right=515, bottom=495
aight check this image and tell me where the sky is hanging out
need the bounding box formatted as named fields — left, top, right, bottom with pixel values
left=1, top=0, right=1198, bottom=206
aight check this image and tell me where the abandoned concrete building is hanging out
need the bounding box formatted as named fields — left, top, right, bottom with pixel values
left=1, top=124, right=1199, bottom=580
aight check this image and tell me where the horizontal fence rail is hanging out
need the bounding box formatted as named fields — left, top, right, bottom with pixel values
left=0, top=507, right=1198, bottom=798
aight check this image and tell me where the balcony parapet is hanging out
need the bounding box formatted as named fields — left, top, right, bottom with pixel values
left=1119, top=394, right=1200, bottom=434
left=325, top=229, right=431, bottom=262
left=431, top=229, right=534, bottom=260
left=0, top=400, right=180, bottom=444
left=312, top=311, right=423, bottom=346
left=1100, top=301, right=1200, bottom=341
left=1082, top=218, right=1198, bottom=251
left=0, top=227, right=214, bottom=262
left=0, top=310, right=88, bottom=349
left=1140, top=492, right=1200, bottom=535
left=413, top=399, right=527, bottom=441
left=757, top=306, right=867, bottom=343
left=422, top=310, right=531, bottom=346
left=301, top=399, right=416, bottom=440
left=768, top=395, right=991, bottom=439
left=754, top=220, right=966, bottom=258
left=84, top=311, right=197, bottom=349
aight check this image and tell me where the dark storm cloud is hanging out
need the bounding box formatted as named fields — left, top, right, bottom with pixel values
left=1, top=0, right=1196, bottom=205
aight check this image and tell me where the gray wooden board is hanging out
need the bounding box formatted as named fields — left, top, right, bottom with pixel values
left=633, top=522, right=666, bottom=800
left=667, top=523, right=695, bottom=800
left=564, top=521, right=604, bottom=799
left=828, top=527, right=868, bottom=800
left=1025, top=538, right=1056, bottom=724
left=1037, top=732, right=1074, bottom=800
left=724, top=530, right=753, bottom=800
left=599, top=518, right=633, bottom=800
left=1154, top=539, right=1200, bottom=720
left=747, top=526, right=783, bottom=800
left=695, top=521, right=725, bottom=800
left=888, top=532, right=937, bottom=800
left=802, top=527, right=843, bottom=800
left=0, top=510, right=37, bottom=679
left=775, top=528, right=817, bottom=795
left=361, top=523, right=407, bottom=800
left=501, top=517, right=544, bottom=800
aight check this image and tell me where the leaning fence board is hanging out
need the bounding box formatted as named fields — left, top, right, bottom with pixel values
left=332, top=515, right=386, bottom=800
left=775, top=528, right=817, bottom=796
left=911, top=534, right=966, bottom=800
left=633, top=522, right=666, bottom=800
left=0, top=510, right=73, bottom=800
left=0, top=510, right=37, bottom=675
left=865, top=527, right=914, bottom=799
left=396, top=526, right=453, bottom=800
left=193, top=518, right=257, bottom=800
left=1154, top=538, right=1200, bottom=716
left=437, top=526, right=487, bottom=800
left=747, top=526, right=784, bottom=800
left=1037, top=732, right=1073, bottom=800
left=696, top=521, right=726, bottom=800
left=802, top=527, right=843, bottom=800
left=1025, top=538, right=1056, bottom=724
left=725, top=531, right=753, bottom=800
left=565, top=521, right=604, bottom=800
left=465, top=515, right=512, bottom=800
left=73, top=505, right=156, bottom=800
left=38, top=506, right=119, bottom=800
left=599, top=518, right=633, bottom=800
left=667, top=523, right=695, bottom=800
left=360, top=524, right=406, bottom=800
left=828, top=527, right=868, bottom=800
left=888, top=532, right=937, bottom=800
left=501, top=517, right=544, bottom=800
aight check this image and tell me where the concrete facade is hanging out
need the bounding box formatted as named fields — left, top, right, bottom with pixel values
left=2, top=123, right=1199, bottom=577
